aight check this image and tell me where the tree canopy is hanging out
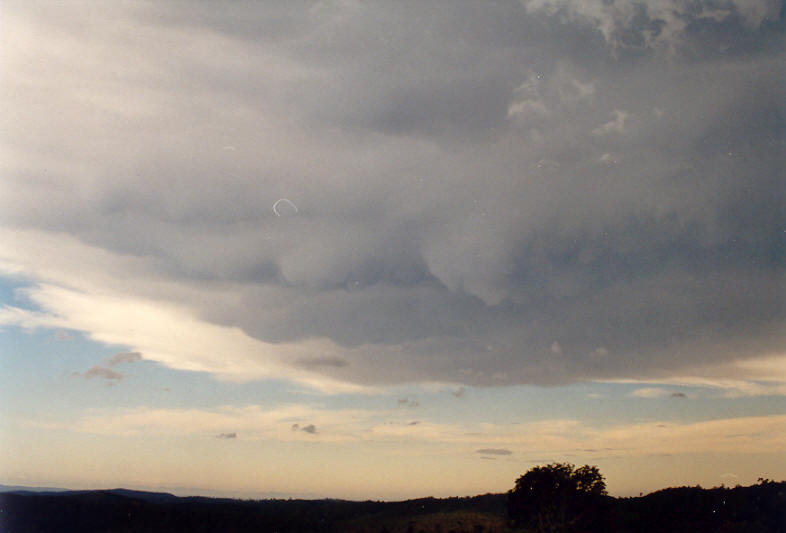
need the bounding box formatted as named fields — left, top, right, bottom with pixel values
left=507, top=463, right=608, bottom=532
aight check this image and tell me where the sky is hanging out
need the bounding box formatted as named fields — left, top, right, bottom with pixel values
left=0, top=0, right=784, bottom=501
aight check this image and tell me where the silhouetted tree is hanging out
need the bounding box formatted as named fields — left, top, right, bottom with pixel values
left=507, top=463, right=608, bottom=533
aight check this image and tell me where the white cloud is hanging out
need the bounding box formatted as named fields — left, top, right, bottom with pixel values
left=616, top=375, right=786, bottom=398
left=631, top=387, right=671, bottom=398
left=0, top=231, right=371, bottom=394
left=592, top=109, right=628, bottom=136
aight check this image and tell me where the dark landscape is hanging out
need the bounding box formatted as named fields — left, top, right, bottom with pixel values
left=1, top=476, right=783, bottom=532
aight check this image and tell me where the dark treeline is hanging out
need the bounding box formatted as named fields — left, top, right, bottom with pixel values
left=0, top=480, right=783, bottom=533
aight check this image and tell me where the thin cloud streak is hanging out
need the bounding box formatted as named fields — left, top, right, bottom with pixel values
left=28, top=405, right=786, bottom=458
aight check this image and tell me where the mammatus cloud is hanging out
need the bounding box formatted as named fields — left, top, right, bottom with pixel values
left=521, top=0, right=782, bottom=52
left=0, top=2, right=783, bottom=392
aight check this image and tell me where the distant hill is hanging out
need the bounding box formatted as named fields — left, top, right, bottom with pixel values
left=0, top=484, right=71, bottom=494
left=0, top=481, right=783, bottom=532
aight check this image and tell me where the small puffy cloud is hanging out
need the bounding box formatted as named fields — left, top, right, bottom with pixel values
left=408, top=421, right=420, bottom=425
left=670, top=392, right=687, bottom=399
left=397, top=398, right=420, bottom=408
left=301, top=424, right=317, bottom=434
left=291, top=423, right=300, bottom=431
left=55, top=329, right=73, bottom=341
left=79, top=366, right=124, bottom=380
left=476, top=448, right=513, bottom=456
left=107, top=351, right=142, bottom=367
left=216, top=432, right=237, bottom=439
left=451, top=388, right=466, bottom=398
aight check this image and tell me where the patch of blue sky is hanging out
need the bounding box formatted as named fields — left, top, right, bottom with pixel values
left=0, top=276, right=40, bottom=312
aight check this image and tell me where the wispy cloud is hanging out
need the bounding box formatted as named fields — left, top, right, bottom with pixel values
left=31, top=405, right=786, bottom=458
left=75, top=366, right=124, bottom=381
left=632, top=387, right=671, bottom=398
left=476, top=448, right=512, bottom=456
left=107, top=351, right=142, bottom=366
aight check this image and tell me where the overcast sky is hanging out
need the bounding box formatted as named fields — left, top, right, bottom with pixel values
left=1, top=0, right=784, bottom=499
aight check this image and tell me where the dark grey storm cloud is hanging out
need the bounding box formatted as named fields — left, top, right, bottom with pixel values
left=2, top=1, right=783, bottom=387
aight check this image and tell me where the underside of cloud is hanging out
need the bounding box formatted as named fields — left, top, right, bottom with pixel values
left=0, top=1, right=783, bottom=392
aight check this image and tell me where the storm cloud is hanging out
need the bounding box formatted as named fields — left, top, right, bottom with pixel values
left=0, top=1, right=783, bottom=390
